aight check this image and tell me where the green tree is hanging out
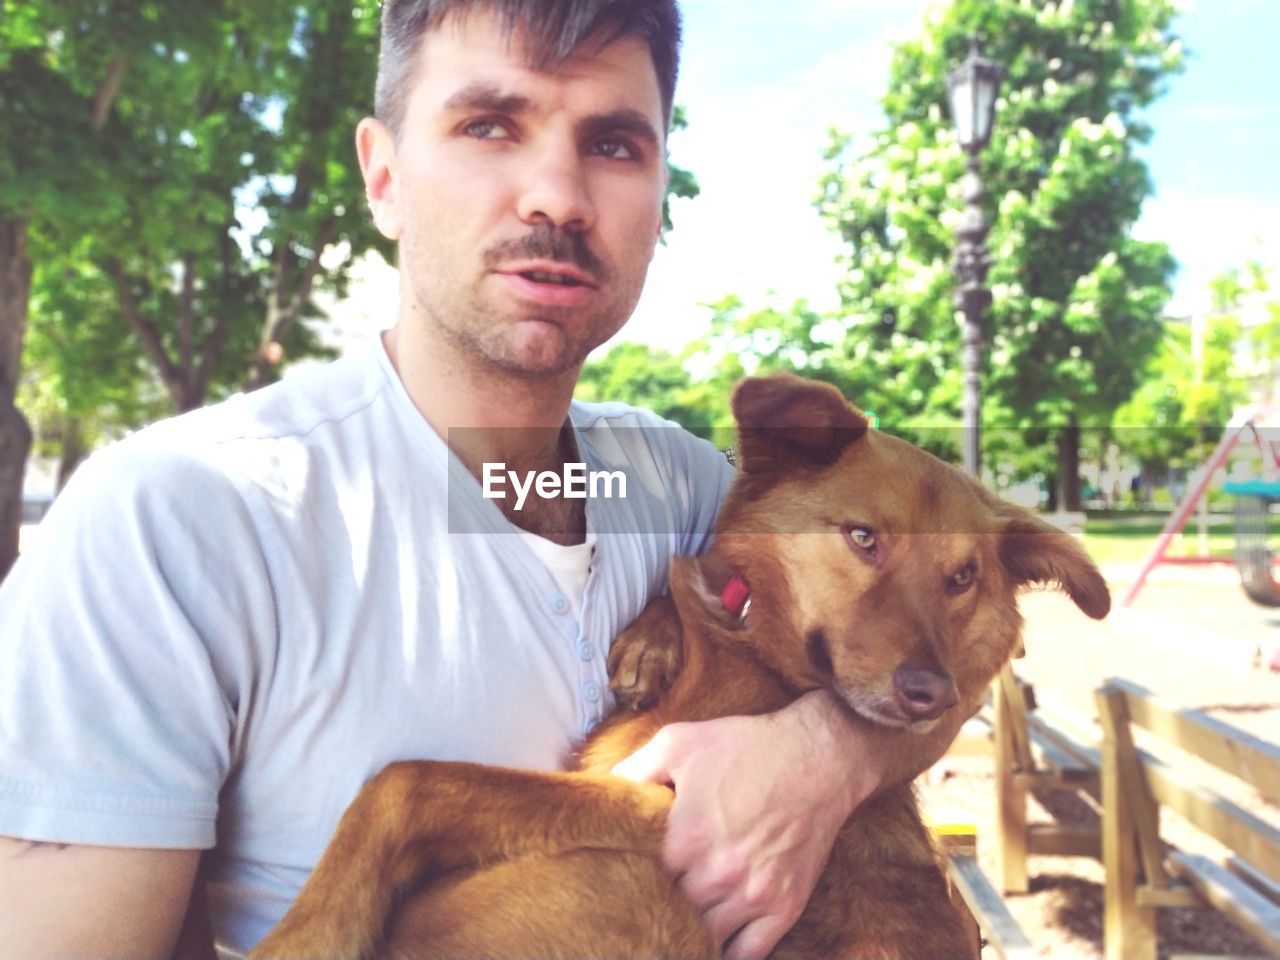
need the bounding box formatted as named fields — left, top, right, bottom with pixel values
left=0, top=0, right=194, bottom=578
left=18, top=230, right=167, bottom=489
left=1, top=0, right=387, bottom=579
left=1112, top=311, right=1244, bottom=474
left=576, top=340, right=730, bottom=443
left=816, top=0, right=1181, bottom=507
left=662, top=105, right=700, bottom=235
left=1214, top=261, right=1280, bottom=402
left=82, top=0, right=385, bottom=408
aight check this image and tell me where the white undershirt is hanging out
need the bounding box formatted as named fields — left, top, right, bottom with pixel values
left=518, top=530, right=596, bottom=619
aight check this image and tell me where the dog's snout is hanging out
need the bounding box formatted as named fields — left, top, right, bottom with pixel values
left=892, top=665, right=959, bottom=721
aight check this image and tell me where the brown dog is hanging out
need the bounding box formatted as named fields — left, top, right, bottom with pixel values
left=251, top=374, right=1110, bottom=960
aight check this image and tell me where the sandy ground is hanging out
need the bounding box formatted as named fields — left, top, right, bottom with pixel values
left=917, top=562, right=1280, bottom=959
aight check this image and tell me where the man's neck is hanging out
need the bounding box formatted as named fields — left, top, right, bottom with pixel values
left=382, top=324, right=588, bottom=545
left=384, top=323, right=576, bottom=444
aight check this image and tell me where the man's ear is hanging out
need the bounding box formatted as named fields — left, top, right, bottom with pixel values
left=731, top=374, right=868, bottom=474
left=1000, top=514, right=1112, bottom=620
left=356, top=117, right=403, bottom=240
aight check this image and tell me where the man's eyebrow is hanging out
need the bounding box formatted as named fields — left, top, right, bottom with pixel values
left=442, top=83, right=534, bottom=116
left=442, top=83, right=662, bottom=151
left=578, top=110, right=662, bottom=151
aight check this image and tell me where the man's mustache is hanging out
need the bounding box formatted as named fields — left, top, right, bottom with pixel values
left=484, top=224, right=611, bottom=283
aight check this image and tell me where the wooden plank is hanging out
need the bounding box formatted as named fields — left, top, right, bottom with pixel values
left=1026, top=714, right=1101, bottom=767
left=1098, top=685, right=1171, bottom=891
left=995, top=672, right=1029, bottom=894
left=1033, top=689, right=1104, bottom=753
left=1134, top=881, right=1200, bottom=908
left=998, top=666, right=1035, bottom=771
left=1111, top=677, right=1280, bottom=803
left=1026, top=725, right=1095, bottom=779
left=1228, top=855, right=1280, bottom=907
left=1026, top=822, right=1100, bottom=859
left=1023, top=692, right=1102, bottom=790
left=1168, top=851, right=1280, bottom=955
left=945, top=854, right=1037, bottom=960
left=1096, top=686, right=1158, bottom=960
left=1141, top=752, right=1280, bottom=885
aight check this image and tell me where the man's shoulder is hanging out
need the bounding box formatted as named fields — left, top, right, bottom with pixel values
left=570, top=398, right=720, bottom=442
left=65, top=345, right=394, bottom=517
left=144, top=344, right=388, bottom=451
left=570, top=399, right=732, bottom=478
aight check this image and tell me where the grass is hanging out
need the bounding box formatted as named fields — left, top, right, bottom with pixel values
left=1078, top=510, right=1274, bottom=568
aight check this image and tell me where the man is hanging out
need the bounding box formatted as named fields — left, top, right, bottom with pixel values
left=0, top=3, right=961, bottom=957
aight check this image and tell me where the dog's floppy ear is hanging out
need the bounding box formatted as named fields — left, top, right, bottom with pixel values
left=999, top=513, right=1111, bottom=620
left=732, top=374, right=868, bottom=474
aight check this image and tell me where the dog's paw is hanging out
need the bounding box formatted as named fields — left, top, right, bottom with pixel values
left=607, top=594, right=683, bottom=711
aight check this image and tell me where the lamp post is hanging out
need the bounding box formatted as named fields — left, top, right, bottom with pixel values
left=946, top=38, right=1003, bottom=478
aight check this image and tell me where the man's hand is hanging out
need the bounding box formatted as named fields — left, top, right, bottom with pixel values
left=611, top=690, right=876, bottom=960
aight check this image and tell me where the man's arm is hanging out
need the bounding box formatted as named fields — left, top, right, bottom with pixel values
left=0, top=837, right=203, bottom=960
left=613, top=688, right=967, bottom=960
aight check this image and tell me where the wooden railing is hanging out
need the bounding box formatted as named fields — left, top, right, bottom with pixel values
left=991, top=665, right=1102, bottom=892
left=1095, top=677, right=1280, bottom=960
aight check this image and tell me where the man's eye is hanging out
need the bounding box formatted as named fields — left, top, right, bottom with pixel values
left=463, top=119, right=510, bottom=140
left=592, top=138, right=636, bottom=160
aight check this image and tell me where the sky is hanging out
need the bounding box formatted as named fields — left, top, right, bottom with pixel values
left=618, top=0, right=1280, bottom=351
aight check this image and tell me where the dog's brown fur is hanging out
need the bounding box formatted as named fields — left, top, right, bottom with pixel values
left=251, top=375, right=1110, bottom=960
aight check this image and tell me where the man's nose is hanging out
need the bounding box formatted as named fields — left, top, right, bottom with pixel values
left=516, top=143, right=596, bottom=232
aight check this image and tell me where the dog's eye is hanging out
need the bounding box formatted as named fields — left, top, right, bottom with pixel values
left=844, top=526, right=876, bottom=552
left=950, top=563, right=976, bottom=591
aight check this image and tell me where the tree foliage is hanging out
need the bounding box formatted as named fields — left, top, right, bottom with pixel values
left=591, top=1, right=1185, bottom=504
left=1111, top=312, right=1244, bottom=471
left=2, top=0, right=707, bottom=575
left=1215, top=262, right=1280, bottom=402
left=814, top=0, right=1181, bottom=503
left=663, top=105, right=700, bottom=236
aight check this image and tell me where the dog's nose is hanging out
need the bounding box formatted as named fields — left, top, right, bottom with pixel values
left=892, top=665, right=959, bottom=721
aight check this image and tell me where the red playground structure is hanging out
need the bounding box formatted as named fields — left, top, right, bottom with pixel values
left=1120, top=405, right=1280, bottom=610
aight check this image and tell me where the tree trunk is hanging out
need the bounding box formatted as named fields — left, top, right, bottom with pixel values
left=0, top=218, right=34, bottom=581
left=1055, top=420, right=1083, bottom=513
left=56, top=417, right=87, bottom=492
left=107, top=257, right=210, bottom=413
left=246, top=219, right=336, bottom=392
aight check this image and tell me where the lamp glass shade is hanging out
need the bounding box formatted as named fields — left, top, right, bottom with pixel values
left=946, top=51, right=1002, bottom=150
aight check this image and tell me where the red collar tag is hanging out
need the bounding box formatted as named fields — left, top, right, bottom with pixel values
left=721, top=571, right=752, bottom=620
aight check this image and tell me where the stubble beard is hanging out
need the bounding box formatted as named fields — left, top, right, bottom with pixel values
left=424, top=291, right=603, bottom=380
left=405, top=225, right=646, bottom=381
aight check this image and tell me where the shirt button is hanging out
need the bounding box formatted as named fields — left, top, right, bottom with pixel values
left=584, top=681, right=601, bottom=702
left=551, top=594, right=569, bottom=614
left=578, top=639, right=594, bottom=661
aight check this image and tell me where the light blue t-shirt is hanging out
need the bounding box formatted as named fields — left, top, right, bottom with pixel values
left=0, top=335, right=734, bottom=952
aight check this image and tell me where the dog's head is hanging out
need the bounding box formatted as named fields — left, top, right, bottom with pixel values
left=696, top=373, right=1110, bottom=732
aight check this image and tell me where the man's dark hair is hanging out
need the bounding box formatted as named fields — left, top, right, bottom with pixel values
left=376, top=0, right=681, bottom=139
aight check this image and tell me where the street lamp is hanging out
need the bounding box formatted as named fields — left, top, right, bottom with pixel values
left=946, top=37, right=1003, bottom=478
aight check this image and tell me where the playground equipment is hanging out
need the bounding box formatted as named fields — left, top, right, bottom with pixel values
left=1223, top=478, right=1280, bottom=607
left=1120, top=406, right=1280, bottom=608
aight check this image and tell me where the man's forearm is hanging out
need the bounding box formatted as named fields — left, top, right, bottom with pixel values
left=0, top=837, right=201, bottom=960
left=787, top=689, right=971, bottom=809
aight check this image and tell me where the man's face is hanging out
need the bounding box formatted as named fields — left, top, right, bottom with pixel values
left=360, top=9, right=668, bottom=380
